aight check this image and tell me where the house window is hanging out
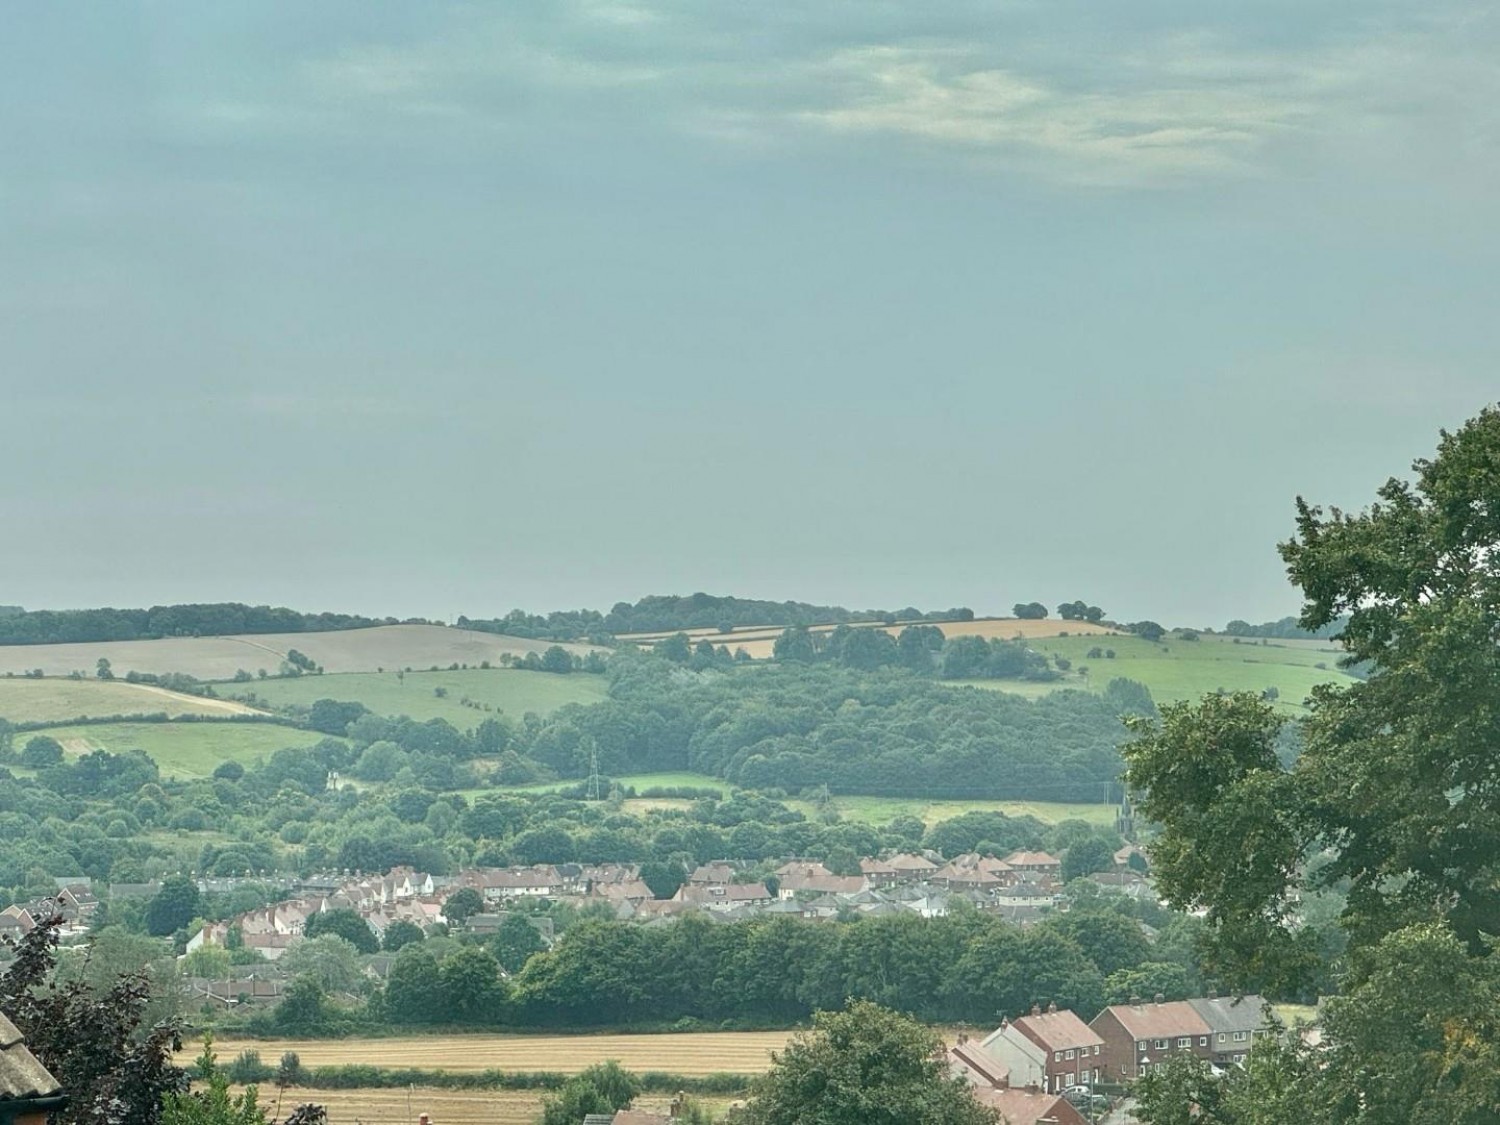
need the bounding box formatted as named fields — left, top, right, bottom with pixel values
left=1199, top=1037, right=1208, bottom=1047
left=1218, top=1033, right=1227, bottom=1043
left=1065, top=1049, right=1076, bottom=1060
left=1054, top=1052, right=1062, bottom=1062
left=1094, top=1046, right=1101, bottom=1055
left=1176, top=1037, right=1191, bottom=1049
left=1154, top=1039, right=1168, bottom=1050
left=1233, top=1031, right=1249, bottom=1042
left=1138, top=1041, right=1148, bottom=1052
left=1066, top=1073, right=1075, bottom=1087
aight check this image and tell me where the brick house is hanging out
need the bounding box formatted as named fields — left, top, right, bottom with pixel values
left=973, top=1086, right=1088, bottom=1125
left=982, top=1004, right=1105, bottom=1093
left=1089, top=999, right=1213, bottom=1082
left=1188, top=995, right=1270, bottom=1067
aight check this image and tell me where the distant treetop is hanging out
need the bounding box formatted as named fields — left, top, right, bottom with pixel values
left=459, top=592, right=971, bottom=642
left=1223, top=615, right=1347, bottom=639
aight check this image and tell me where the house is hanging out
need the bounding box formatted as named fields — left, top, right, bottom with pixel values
left=972, top=1086, right=1088, bottom=1125
left=0, top=907, right=35, bottom=941
left=0, top=1012, right=67, bottom=1125
left=1188, top=994, right=1270, bottom=1068
left=687, top=863, right=737, bottom=886
left=886, top=853, right=940, bottom=882
left=1002, top=851, right=1062, bottom=876
left=670, top=882, right=773, bottom=912
left=982, top=1004, right=1105, bottom=1094
left=1089, top=998, right=1213, bottom=1082
left=858, top=857, right=899, bottom=887
left=932, top=854, right=1016, bottom=891
left=775, top=862, right=865, bottom=898
left=948, top=1038, right=1011, bottom=1089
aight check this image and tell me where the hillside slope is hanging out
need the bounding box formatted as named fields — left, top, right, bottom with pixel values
left=0, top=624, right=599, bottom=680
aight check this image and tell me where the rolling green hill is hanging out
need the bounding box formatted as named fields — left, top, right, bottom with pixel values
left=220, top=667, right=609, bottom=726
left=35, top=721, right=338, bottom=779
left=960, top=631, right=1355, bottom=710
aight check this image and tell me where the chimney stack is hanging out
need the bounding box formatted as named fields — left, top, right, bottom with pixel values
left=1208, top=987, right=1218, bottom=1000
left=1047, top=1000, right=1057, bottom=1014
left=1154, top=993, right=1165, bottom=1005
left=1031, top=1003, right=1042, bottom=1017
left=1130, top=995, right=1142, bottom=1008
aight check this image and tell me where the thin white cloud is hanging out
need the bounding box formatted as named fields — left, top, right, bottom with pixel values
left=193, top=3, right=1500, bottom=189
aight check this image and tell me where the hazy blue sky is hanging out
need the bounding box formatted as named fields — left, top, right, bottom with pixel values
left=3, top=2, right=1497, bottom=626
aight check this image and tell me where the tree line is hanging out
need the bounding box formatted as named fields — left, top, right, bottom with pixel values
left=458, top=591, right=973, bottom=642
left=0, top=602, right=408, bottom=646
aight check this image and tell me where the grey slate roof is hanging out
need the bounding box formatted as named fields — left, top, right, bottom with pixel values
left=1188, top=995, right=1268, bottom=1036
left=0, top=1012, right=63, bottom=1102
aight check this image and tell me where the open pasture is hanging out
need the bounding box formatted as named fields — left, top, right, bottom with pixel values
left=983, top=631, right=1355, bottom=710
left=0, top=624, right=599, bottom=681
left=224, top=667, right=608, bottom=725
left=39, top=721, right=339, bottom=778
left=786, top=794, right=1117, bottom=828
left=211, top=1030, right=792, bottom=1075
left=0, top=677, right=261, bottom=724
left=495, top=771, right=1111, bottom=826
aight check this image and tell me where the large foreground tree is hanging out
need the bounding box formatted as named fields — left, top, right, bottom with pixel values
left=742, top=1001, right=997, bottom=1125
left=1123, top=405, right=1500, bottom=1119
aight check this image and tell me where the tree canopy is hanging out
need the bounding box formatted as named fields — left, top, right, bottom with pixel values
left=742, top=1001, right=997, bottom=1125
left=1125, top=406, right=1500, bottom=1120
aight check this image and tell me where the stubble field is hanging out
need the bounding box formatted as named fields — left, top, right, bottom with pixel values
left=0, top=624, right=599, bottom=680
left=209, top=1031, right=794, bottom=1075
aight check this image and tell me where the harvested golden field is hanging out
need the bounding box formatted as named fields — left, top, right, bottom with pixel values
left=0, top=625, right=599, bottom=680
left=254, top=1088, right=737, bottom=1125
left=242, top=1086, right=542, bottom=1125
left=209, top=1031, right=793, bottom=1075
left=0, top=677, right=263, bottom=723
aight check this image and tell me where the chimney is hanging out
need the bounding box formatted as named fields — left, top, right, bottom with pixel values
left=1130, top=995, right=1142, bottom=1008
left=1154, top=993, right=1165, bottom=1005
left=1031, top=1003, right=1042, bottom=1017
left=1208, top=987, right=1218, bottom=1000
left=1047, top=1000, right=1057, bottom=1014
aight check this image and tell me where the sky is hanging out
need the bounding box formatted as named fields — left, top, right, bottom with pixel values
left=2, top=1, right=1498, bottom=627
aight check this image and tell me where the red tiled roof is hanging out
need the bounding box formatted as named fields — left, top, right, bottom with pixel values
left=1099, top=1000, right=1212, bottom=1040
left=1010, top=1009, right=1105, bottom=1053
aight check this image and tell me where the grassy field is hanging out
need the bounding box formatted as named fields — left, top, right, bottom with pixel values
left=0, top=624, right=600, bottom=681
left=211, top=1031, right=792, bottom=1075
left=786, top=794, right=1117, bottom=828
left=490, top=772, right=733, bottom=797
left=0, top=677, right=262, bottom=724
left=962, top=632, right=1355, bottom=711
left=489, top=771, right=1112, bottom=827
left=39, top=721, right=339, bottom=779
left=221, top=668, right=609, bottom=725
